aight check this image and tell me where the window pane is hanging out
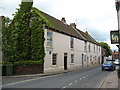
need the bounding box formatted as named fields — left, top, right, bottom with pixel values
left=70, top=37, right=74, bottom=48
left=47, top=40, right=52, bottom=47
left=71, top=54, right=74, bottom=63
left=47, top=31, right=52, bottom=47
left=52, top=54, right=57, bottom=65
left=84, top=42, right=87, bottom=51
left=47, top=32, right=52, bottom=38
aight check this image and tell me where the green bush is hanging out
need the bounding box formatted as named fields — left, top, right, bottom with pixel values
left=1, top=60, right=43, bottom=67
left=13, top=60, right=43, bottom=67
left=0, top=62, right=12, bottom=66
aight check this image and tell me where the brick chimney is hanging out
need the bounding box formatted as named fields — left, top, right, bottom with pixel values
left=61, top=17, right=66, bottom=24
left=70, top=23, right=76, bottom=28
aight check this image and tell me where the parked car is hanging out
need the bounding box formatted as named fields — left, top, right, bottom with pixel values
left=102, top=61, right=116, bottom=71
left=114, top=59, right=120, bottom=65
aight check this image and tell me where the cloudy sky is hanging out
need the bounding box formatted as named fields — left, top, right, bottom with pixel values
left=0, top=0, right=119, bottom=51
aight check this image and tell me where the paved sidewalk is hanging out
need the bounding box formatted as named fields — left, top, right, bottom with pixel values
left=99, top=70, right=118, bottom=88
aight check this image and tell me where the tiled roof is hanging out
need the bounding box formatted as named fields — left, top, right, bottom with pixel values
left=33, top=7, right=99, bottom=45
left=112, top=52, right=119, bottom=55
left=77, top=30, right=99, bottom=45
left=33, top=7, right=86, bottom=41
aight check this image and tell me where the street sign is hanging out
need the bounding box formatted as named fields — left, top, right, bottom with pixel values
left=110, top=30, right=119, bottom=44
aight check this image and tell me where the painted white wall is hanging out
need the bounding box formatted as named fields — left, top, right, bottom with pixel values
left=44, top=29, right=84, bottom=73
left=44, top=28, right=71, bottom=73
left=44, top=28, right=102, bottom=73
left=85, top=42, right=102, bottom=66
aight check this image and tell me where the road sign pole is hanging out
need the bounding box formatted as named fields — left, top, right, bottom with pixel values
left=115, top=0, right=120, bottom=69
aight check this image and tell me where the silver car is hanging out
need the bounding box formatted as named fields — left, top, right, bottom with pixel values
left=114, top=59, right=120, bottom=65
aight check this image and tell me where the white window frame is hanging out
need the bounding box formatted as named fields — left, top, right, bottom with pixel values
left=89, top=42, right=91, bottom=52
left=52, top=53, right=57, bottom=65
left=71, top=54, right=74, bottom=63
left=84, top=41, right=87, bottom=51
left=47, top=31, right=52, bottom=47
left=70, top=37, right=74, bottom=49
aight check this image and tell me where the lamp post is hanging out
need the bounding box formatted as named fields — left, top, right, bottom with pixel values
left=115, top=0, right=120, bottom=69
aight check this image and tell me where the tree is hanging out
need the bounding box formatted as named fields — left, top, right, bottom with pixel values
left=4, top=1, right=33, bottom=62
left=2, top=17, right=12, bottom=61
left=2, top=1, right=45, bottom=63
left=99, top=42, right=112, bottom=57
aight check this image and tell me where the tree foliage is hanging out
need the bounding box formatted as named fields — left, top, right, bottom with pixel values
left=2, top=17, right=12, bottom=62
left=99, top=42, right=112, bottom=57
left=2, top=1, right=45, bottom=63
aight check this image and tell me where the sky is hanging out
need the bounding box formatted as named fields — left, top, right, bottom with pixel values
left=0, top=0, right=119, bottom=51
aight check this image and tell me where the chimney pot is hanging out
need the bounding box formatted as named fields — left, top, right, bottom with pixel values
left=61, top=17, right=66, bottom=24
left=70, top=23, right=76, bottom=28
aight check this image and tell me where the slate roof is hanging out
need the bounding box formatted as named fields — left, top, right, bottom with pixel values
left=33, top=7, right=99, bottom=45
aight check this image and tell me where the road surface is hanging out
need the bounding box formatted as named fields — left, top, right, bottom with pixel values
left=2, top=65, right=112, bottom=88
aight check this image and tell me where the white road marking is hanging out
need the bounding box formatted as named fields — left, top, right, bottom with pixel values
left=62, top=86, right=66, bottom=88
left=69, top=83, right=73, bottom=86
left=86, top=75, right=89, bottom=77
left=2, top=77, right=43, bottom=87
left=83, top=76, right=86, bottom=78
left=97, top=80, right=105, bottom=88
left=80, top=78, right=82, bottom=80
left=74, top=80, right=78, bottom=83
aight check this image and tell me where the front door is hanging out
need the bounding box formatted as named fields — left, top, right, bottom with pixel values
left=64, top=53, right=68, bottom=70
left=87, top=57, right=89, bottom=67
left=82, top=54, right=84, bottom=68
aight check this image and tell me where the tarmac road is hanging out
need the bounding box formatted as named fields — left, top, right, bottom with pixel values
left=2, top=65, right=112, bottom=88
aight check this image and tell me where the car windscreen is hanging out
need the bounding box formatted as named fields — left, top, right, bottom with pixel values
left=115, top=59, right=119, bottom=62
left=103, top=61, right=112, bottom=65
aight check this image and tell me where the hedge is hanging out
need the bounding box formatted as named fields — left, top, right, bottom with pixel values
left=1, top=60, right=43, bottom=67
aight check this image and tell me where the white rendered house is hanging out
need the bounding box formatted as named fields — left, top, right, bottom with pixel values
left=34, top=8, right=102, bottom=73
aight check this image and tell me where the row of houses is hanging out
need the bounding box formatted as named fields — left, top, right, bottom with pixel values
left=0, top=7, right=105, bottom=74
left=36, top=8, right=103, bottom=73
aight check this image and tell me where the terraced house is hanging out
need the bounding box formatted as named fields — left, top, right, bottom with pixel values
left=32, top=8, right=102, bottom=74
